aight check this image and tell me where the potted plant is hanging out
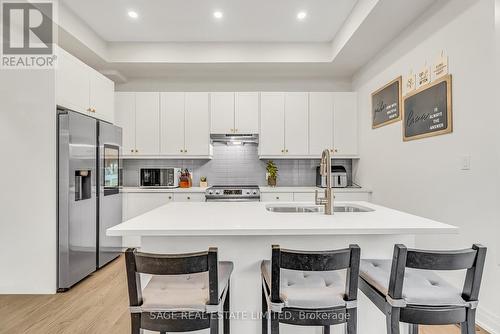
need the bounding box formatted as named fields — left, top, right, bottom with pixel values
left=200, top=176, right=208, bottom=188
left=266, top=160, right=278, bottom=187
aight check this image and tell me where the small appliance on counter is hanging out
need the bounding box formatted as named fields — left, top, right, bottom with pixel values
left=316, top=165, right=348, bottom=188
left=179, top=169, right=193, bottom=188
left=140, top=168, right=181, bottom=188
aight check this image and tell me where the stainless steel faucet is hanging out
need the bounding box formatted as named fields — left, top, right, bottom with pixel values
left=315, top=149, right=334, bottom=215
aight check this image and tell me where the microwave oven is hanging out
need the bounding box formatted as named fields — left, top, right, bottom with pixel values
left=140, top=168, right=181, bottom=188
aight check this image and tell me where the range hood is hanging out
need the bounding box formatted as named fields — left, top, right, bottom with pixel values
left=210, top=134, right=259, bottom=145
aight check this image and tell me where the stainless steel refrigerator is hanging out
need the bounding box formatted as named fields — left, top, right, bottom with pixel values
left=57, top=108, right=122, bottom=291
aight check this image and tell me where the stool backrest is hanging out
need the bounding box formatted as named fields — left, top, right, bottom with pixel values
left=388, top=244, right=487, bottom=302
left=125, top=247, right=219, bottom=308
left=271, top=244, right=361, bottom=304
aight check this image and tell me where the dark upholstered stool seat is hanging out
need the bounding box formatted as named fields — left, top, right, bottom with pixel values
left=142, top=261, right=233, bottom=312
left=360, top=259, right=465, bottom=307
left=261, top=260, right=345, bottom=309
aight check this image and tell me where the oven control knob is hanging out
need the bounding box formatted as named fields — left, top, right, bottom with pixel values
left=215, top=190, right=220, bottom=195
left=253, top=190, right=258, bottom=195
left=208, top=190, right=213, bottom=195
left=246, top=191, right=250, bottom=195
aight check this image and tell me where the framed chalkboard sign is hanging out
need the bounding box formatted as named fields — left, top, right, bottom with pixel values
left=371, top=76, right=402, bottom=128
left=403, top=74, right=452, bottom=141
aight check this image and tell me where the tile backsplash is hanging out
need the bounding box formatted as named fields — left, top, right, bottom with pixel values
left=122, top=143, right=353, bottom=187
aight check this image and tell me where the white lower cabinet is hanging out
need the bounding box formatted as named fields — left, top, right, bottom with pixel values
left=260, top=191, right=371, bottom=202
left=173, top=193, right=205, bottom=202
left=124, top=193, right=174, bottom=220
left=261, top=193, right=294, bottom=202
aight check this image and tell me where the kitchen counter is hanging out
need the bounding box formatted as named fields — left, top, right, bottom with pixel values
left=121, top=186, right=372, bottom=193
left=108, top=201, right=456, bottom=237
left=108, top=201, right=457, bottom=334
left=259, top=186, right=371, bottom=193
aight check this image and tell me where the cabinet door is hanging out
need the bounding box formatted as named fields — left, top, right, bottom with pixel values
left=114, top=92, right=136, bottom=155
left=333, top=92, right=358, bottom=156
left=89, top=70, right=115, bottom=123
left=185, top=92, right=210, bottom=155
left=235, top=92, right=259, bottom=134
left=135, top=92, right=160, bottom=155
left=309, top=92, right=334, bottom=156
left=210, top=92, right=235, bottom=134
left=160, top=92, right=186, bottom=155
left=284, top=92, right=309, bottom=156
left=126, top=193, right=173, bottom=219
left=56, top=48, right=90, bottom=114
left=260, top=92, right=285, bottom=156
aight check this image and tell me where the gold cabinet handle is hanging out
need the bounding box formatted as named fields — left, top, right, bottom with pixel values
left=130, top=149, right=134, bottom=153
left=281, top=149, right=284, bottom=153
left=180, top=149, right=183, bottom=153
left=276, top=196, right=280, bottom=200
left=234, top=128, right=238, bottom=133
left=86, top=108, right=92, bottom=112
left=285, top=149, right=288, bottom=153
left=334, top=148, right=338, bottom=153
left=135, top=149, right=138, bottom=153
left=187, top=196, right=191, bottom=200
left=168, top=196, right=172, bottom=200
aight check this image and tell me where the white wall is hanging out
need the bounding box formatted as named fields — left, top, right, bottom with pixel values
left=116, top=77, right=352, bottom=92
left=353, top=0, right=500, bottom=332
left=0, top=70, right=57, bottom=293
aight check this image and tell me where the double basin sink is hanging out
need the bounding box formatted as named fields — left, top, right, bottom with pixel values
left=266, top=203, right=373, bottom=213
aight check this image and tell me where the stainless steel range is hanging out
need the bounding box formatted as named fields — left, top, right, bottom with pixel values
left=205, top=185, right=260, bottom=202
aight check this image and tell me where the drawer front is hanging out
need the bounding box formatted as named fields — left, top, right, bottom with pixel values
left=293, top=192, right=316, bottom=203
left=261, top=193, right=294, bottom=202
left=334, top=192, right=371, bottom=202
left=173, top=193, right=205, bottom=202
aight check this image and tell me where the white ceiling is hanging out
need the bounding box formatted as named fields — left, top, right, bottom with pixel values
left=61, top=0, right=357, bottom=42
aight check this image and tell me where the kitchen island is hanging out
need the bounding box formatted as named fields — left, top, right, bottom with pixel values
left=108, top=201, right=457, bottom=334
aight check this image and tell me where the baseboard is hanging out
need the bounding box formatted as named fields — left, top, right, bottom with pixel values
left=478, top=306, right=500, bottom=334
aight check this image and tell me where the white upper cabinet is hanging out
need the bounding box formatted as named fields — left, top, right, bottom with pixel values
left=115, top=92, right=136, bottom=155
left=210, top=92, right=235, bottom=134
left=333, top=92, right=358, bottom=156
left=159, top=92, right=211, bottom=157
left=89, top=70, right=115, bottom=123
left=211, top=92, right=259, bottom=134
left=56, top=48, right=114, bottom=122
left=260, top=92, right=285, bottom=156
left=259, top=92, right=308, bottom=157
left=56, top=48, right=89, bottom=114
left=160, top=92, right=185, bottom=155
left=185, top=92, right=210, bottom=156
left=135, top=93, right=160, bottom=156
left=235, top=92, right=259, bottom=134
left=284, top=92, right=309, bottom=156
left=309, top=92, right=334, bottom=156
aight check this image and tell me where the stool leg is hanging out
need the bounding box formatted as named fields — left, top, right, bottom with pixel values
left=270, top=311, right=280, bottom=334
left=130, top=313, right=141, bottom=334
left=262, top=284, right=268, bottom=334
left=386, top=307, right=400, bottom=334
left=408, top=324, right=419, bottom=334
left=461, top=308, right=476, bottom=334
left=210, top=313, right=219, bottom=334
left=224, top=280, right=230, bottom=334
left=346, top=308, right=357, bottom=334
left=323, top=326, right=330, bottom=334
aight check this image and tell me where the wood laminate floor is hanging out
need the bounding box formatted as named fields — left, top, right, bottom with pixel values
left=0, top=256, right=488, bottom=334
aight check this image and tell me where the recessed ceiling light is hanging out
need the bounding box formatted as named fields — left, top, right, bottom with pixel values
left=297, top=11, right=307, bottom=21
left=213, top=11, right=223, bottom=19
left=128, top=11, right=138, bottom=19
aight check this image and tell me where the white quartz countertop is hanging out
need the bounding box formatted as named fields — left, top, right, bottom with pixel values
left=108, top=201, right=457, bottom=237
left=121, top=186, right=371, bottom=193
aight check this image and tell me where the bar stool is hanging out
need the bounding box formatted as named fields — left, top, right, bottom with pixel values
left=261, top=244, right=360, bottom=334
left=125, top=247, right=233, bottom=334
left=359, top=244, right=486, bottom=334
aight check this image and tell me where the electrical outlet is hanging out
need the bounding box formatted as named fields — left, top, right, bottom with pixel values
left=460, top=155, right=471, bottom=170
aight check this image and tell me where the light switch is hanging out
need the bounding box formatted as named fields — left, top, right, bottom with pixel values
left=460, top=155, right=471, bottom=170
